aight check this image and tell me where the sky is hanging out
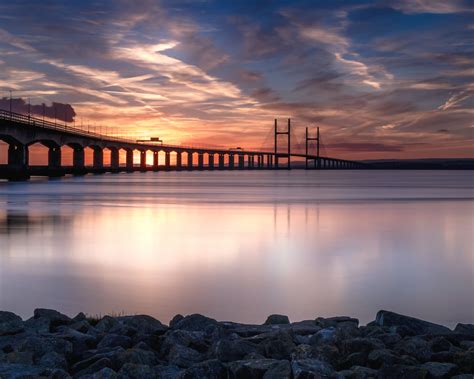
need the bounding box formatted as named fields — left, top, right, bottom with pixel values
left=0, top=0, right=473, bottom=159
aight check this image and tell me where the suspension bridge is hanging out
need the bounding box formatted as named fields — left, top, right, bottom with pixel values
left=0, top=109, right=366, bottom=180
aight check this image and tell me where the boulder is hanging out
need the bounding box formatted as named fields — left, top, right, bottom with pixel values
left=116, top=348, right=159, bottom=367
left=116, top=315, right=167, bottom=335
left=454, top=324, right=474, bottom=336
left=453, top=350, right=474, bottom=372
left=97, top=334, right=132, bottom=350
left=168, top=344, right=203, bottom=368
left=0, top=311, right=24, bottom=336
left=75, top=357, right=114, bottom=377
left=420, top=362, right=458, bottom=378
left=259, top=330, right=295, bottom=360
left=376, top=364, right=428, bottom=378
left=155, top=365, right=183, bottom=379
left=367, top=348, right=403, bottom=368
left=395, top=336, right=432, bottom=363
left=211, top=338, right=260, bottom=362
left=71, top=347, right=125, bottom=373
left=91, top=367, right=118, bottom=379
left=430, top=337, right=452, bottom=353
left=341, top=337, right=384, bottom=355
left=309, top=327, right=337, bottom=347
left=264, top=314, right=290, bottom=325
left=338, top=365, right=378, bottom=378
left=160, top=329, right=209, bottom=356
left=179, top=359, right=227, bottom=378
left=291, top=358, right=335, bottom=378
left=96, top=316, right=120, bottom=333
left=117, top=363, right=156, bottom=378
left=18, top=335, right=73, bottom=360
left=228, top=358, right=289, bottom=379
left=4, top=351, right=34, bottom=365
left=0, top=363, right=46, bottom=378
left=39, top=351, right=68, bottom=370
left=172, top=314, right=221, bottom=333
left=315, top=316, right=359, bottom=329
left=375, top=311, right=452, bottom=336
left=33, top=308, right=71, bottom=327
left=339, top=351, right=368, bottom=369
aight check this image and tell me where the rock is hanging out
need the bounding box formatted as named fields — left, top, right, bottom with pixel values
left=170, top=314, right=184, bottom=328
left=420, top=362, right=458, bottom=378
left=309, top=327, right=337, bottom=347
left=70, top=319, right=92, bottom=333
left=116, top=348, right=159, bottom=367
left=264, top=360, right=291, bottom=378
left=346, top=365, right=378, bottom=378
left=453, top=350, right=474, bottom=372
left=264, top=314, right=290, bottom=325
left=160, top=329, right=209, bottom=357
left=211, top=338, right=260, bottom=362
left=291, top=358, right=335, bottom=378
left=117, top=363, right=156, bottom=379
left=376, top=332, right=402, bottom=348
left=395, top=336, right=432, bottom=362
left=291, top=344, right=316, bottom=360
left=172, top=314, right=221, bottom=333
left=454, top=324, right=474, bottom=336
left=24, top=316, right=51, bottom=333
left=451, top=375, right=474, bottom=379
left=0, top=311, right=24, bottom=336
left=339, top=351, right=368, bottom=369
left=39, top=351, right=68, bottom=370
left=155, top=365, right=183, bottom=379
left=18, top=335, right=73, bottom=360
left=341, top=337, right=384, bottom=355
left=4, top=351, right=33, bottom=365
left=34, top=308, right=71, bottom=327
left=97, top=334, right=132, bottom=350
left=228, top=358, right=288, bottom=379
left=290, top=321, right=322, bottom=336
left=73, top=312, right=88, bottom=322
left=375, top=310, right=452, bottom=336
left=168, top=344, right=203, bottom=368
left=430, top=337, right=452, bottom=353
left=180, top=359, right=228, bottom=378
left=0, top=363, right=45, bottom=378
left=259, top=330, right=295, bottom=359
left=367, top=348, right=403, bottom=368
left=91, top=367, right=118, bottom=379
left=460, top=340, right=474, bottom=350
left=71, top=347, right=125, bottom=373
left=376, top=364, right=428, bottom=378
left=96, top=316, right=120, bottom=333
left=56, top=326, right=98, bottom=356
left=316, top=316, right=359, bottom=329
left=75, top=357, right=114, bottom=377
left=116, top=315, right=167, bottom=335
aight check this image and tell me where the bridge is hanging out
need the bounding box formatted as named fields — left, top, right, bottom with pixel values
left=0, top=109, right=366, bottom=180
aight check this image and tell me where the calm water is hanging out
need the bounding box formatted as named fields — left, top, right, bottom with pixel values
left=0, top=170, right=473, bottom=327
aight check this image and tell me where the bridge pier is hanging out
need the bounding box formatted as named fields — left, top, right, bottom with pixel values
left=153, top=151, right=159, bottom=170
left=140, top=150, right=147, bottom=171
left=238, top=154, right=244, bottom=169
left=93, top=147, right=103, bottom=169
left=198, top=153, right=204, bottom=170
left=176, top=152, right=182, bottom=170
left=110, top=148, right=119, bottom=170
left=73, top=146, right=85, bottom=172
left=208, top=154, right=214, bottom=170
left=229, top=154, right=234, bottom=169
left=187, top=151, right=193, bottom=170
left=219, top=154, right=224, bottom=169
left=126, top=149, right=134, bottom=171
left=165, top=151, right=171, bottom=170
left=7, top=143, right=29, bottom=180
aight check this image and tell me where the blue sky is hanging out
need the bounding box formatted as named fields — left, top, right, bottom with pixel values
left=0, top=0, right=473, bottom=158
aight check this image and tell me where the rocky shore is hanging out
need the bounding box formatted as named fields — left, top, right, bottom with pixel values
left=0, top=309, right=473, bottom=378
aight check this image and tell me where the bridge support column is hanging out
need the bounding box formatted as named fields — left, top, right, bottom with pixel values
left=187, top=152, right=193, bottom=169
left=93, top=147, right=103, bottom=169
left=7, top=143, right=29, bottom=180
left=165, top=151, right=170, bottom=170
left=153, top=151, right=159, bottom=170
left=219, top=154, right=224, bottom=169
left=208, top=154, right=214, bottom=170
left=73, top=147, right=85, bottom=171
left=229, top=154, right=234, bottom=169
left=238, top=154, right=244, bottom=169
left=198, top=153, right=204, bottom=169
left=110, top=148, right=119, bottom=170
left=249, top=155, right=254, bottom=169
left=126, top=149, right=134, bottom=171
left=48, top=146, right=61, bottom=169
left=140, top=150, right=147, bottom=170
left=176, top=152, right=182, bottom=170
left=267, top=155, right=272, bottom=169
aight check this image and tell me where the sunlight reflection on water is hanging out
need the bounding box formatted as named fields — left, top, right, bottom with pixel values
left=0, top=170, right=473, bottom=326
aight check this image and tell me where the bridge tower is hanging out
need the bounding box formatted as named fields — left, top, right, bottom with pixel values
left=305, top=126, right=320, bottom=169
left=274, top=118, right=291, bottom=169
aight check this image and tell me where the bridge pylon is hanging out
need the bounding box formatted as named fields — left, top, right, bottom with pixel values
left=274, top=118, right=291, bottom=169
left=305, top=126, right=320, bottom=169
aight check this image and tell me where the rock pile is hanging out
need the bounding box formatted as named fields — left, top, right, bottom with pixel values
left=0, top=309, right=473, bottom=378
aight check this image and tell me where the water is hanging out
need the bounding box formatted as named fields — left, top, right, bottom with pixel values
left=0, top=170, right=473, bottom=327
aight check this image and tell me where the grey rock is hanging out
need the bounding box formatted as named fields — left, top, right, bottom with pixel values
left=116, top=348, right=159, bottom=367
left=179, top=359, right=227, bottom=379
left=168, top=344, right=203, bottom=368
left=34, top=308, right=71, bottom=326
left=228, top=358, right=287, bottom=379
left=211, top=338, right=260, bottom=362
left=259, top=330, right=295, bottom=360
left=4, top=351, right=34, bottom=365
left=117, top=363, right=156, bottom=379
left=341, top=365, right=378, bottom=378
left=341, top=338, right=384, bottom=355
left=430, top=337, right=452, bottom=353
left=24, top=316, right=51, bottom=333
left=155, top=365, right=183, bottom=379
left=375, top=310, right=452, bottom=336
left=70, top=320, right=92, bottom=334
left=316, top=316, right=359, bottom=329
left=454, top=324, right=474, bottom=336
left=39, top=351, right=68, bottom=370
left=454, top=350, right=474, bottom=372
left=172, top=314, right=220, bottom=333
left=376, top=364, right=428, bottom=378
left=19, top=335, right=73, bottom=360
left=395, top=336, right=432, bottom=362
left=71, top=347, right=125, bottom=373
left=160, top=329, right=208, bottom=356
left=90, top=367, right=118, bottom=379
left=0, top=311, right=24, bottom=336
left=264, top=314, right=290, bottom=325
left=291, top=344, right=316, bottom=360
left=116, top=315, right=167, bottom=335
left=73, top=312, right=87, bottom=322
left=339, top=351, right=368, bottom=370
left=451, top=375, right=474, bottom=379
left=460, top=340, right=474, bottom=350
left=291, top=358, right=335, bottom=378
left=264, top=360, right=291, bottom=378
left=0, top=363, right=45, bottom=379
left=420, top=362, right=458, bottom=378
left=170, top=314, right=184, bottom=328
left=75, top=357, right=114, bottom=377
left=367, top=348, right=403, bottom=368
left=309, top=327, right=337, bottom=347
left=95, top=316, right=119, bottom=333
left=97, top=334, right=132, bottom=350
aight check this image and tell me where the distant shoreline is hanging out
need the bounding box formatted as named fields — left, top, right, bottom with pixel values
left=1, top=308, right=473, bottom=378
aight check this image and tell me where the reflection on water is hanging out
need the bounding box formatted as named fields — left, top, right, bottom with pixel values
left=0, top=170, right=473, bottom=327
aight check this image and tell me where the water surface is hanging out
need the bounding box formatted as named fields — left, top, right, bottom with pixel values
left=0, top=170, right=472, bottom=327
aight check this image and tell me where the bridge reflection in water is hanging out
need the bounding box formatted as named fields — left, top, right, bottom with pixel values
left=0, top=110, right=365, bottom=180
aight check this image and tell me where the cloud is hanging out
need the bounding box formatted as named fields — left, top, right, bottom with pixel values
left=0, top=97, right=76, bottom=121
left=387, top=0, right=474, bottom=14
left=438, top=91, right=473, bottom=110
